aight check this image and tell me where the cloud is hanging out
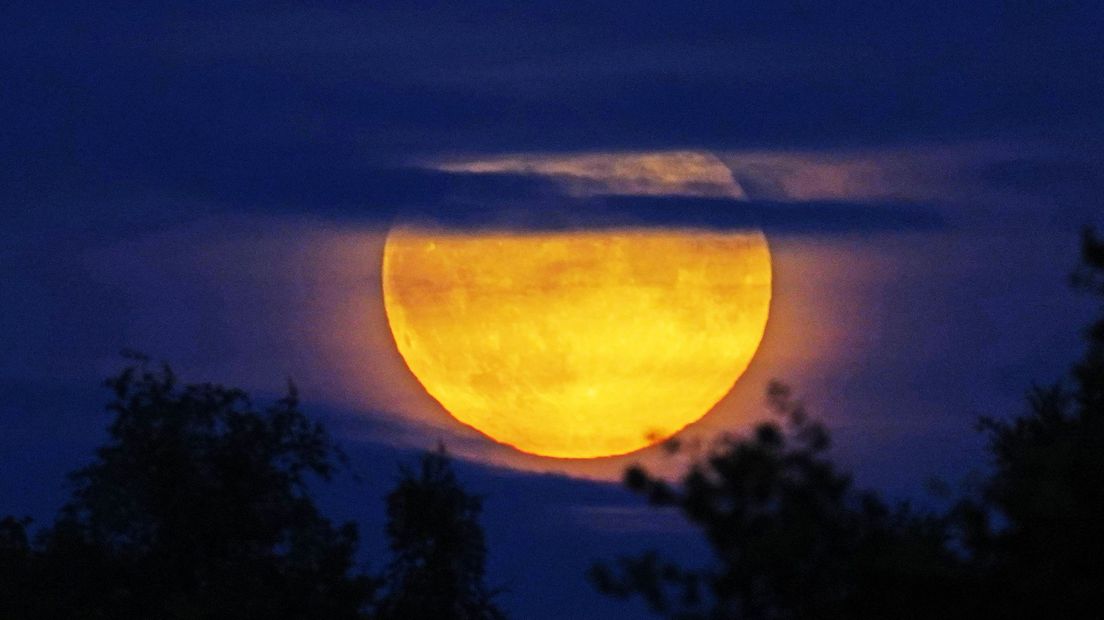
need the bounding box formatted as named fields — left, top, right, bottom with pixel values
left=147, top=1, right=1104, bottom=152
left=373, top=194, right=945, bottom=235
left=5, top=1, right=1103, bottom=212
left=8, top=152, right=949, bottom=237
left=435, top=151, right=747, bottom=198
left=418, top=149, right=950, bottom=233
left=568, top=196, right=945, bottom=234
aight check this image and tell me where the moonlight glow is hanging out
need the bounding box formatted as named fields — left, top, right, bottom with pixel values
left=381, top=227, right=772, bottom=459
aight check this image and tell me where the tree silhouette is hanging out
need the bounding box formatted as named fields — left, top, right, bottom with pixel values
left=590, top=383, right=975, bottom=619
left=0, top=516, right=34, bottom=615
left=376, top=446, right=505, bottom=620
left=959, top=228, right=1104, bottom=617
left=0, top=357, right=374, bottom=619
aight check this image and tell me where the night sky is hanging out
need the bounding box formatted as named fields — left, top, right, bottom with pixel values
left=3, top=3, right=1104, bottom=618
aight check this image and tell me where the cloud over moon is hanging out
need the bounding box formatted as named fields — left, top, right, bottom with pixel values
left=416, top=149, right=955, bottom=233
left=434, top=151, right=748, bottom=198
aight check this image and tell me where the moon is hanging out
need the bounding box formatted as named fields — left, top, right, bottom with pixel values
left=381, top=227, right=772, bottom=459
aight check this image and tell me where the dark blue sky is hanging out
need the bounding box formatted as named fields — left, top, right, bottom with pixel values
left=3, top=2, right=1104, bottom=618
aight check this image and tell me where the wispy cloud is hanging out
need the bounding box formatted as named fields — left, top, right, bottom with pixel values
left=435, top=151, right=746, bottom=198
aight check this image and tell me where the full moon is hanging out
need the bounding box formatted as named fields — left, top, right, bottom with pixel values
left=381, top=227, right=772, bottom=459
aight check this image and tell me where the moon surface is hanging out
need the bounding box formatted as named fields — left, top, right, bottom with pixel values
left=381, top=227, right=772, bottom=459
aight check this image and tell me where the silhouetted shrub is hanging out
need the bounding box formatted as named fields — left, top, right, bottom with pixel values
left=376, top=446, right=505, bottom=620
left=591, top=383, right=976, bottom=619
left=0, top=357, right=374, bottom=619
left=959, top=228, right=1104, bottom=617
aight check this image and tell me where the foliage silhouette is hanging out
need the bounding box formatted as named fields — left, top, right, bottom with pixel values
left=589, top=383, right=975, bottom=619
left=957, top=228, right=1104, bottom=617
left=0, top=357, right=374, bottom=619
left=376, top=446, right=505, bottom=620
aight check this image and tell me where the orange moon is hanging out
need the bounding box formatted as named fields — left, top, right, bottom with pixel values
left=381, top=227, right=772, bottom=459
